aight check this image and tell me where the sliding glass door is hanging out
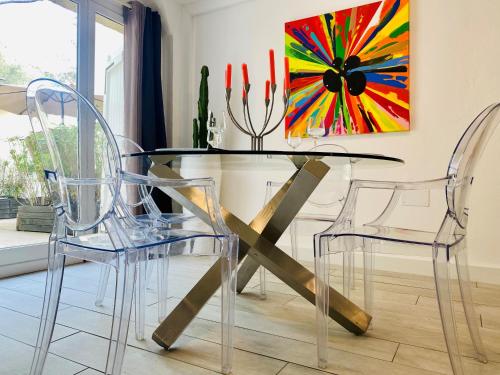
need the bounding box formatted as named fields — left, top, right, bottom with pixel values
left=0, top=0, right=123, bottom=277
left=95, top=12, right=125, bottom=135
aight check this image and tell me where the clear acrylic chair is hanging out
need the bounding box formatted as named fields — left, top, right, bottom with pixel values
left=314, top=104, right=500, bottom=373
left=259, top=144, right=352, bottom=298
left=26, top=78, right=238, bottom=375
left=94, top=135, right=197, bottom=340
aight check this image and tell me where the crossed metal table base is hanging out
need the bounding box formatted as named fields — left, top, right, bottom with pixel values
left=149, top=156, right=371, bottom=349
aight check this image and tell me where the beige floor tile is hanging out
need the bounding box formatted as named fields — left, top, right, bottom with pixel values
left=123, top=345, right=219, bottom=375
left=0, top=276, right=45, bottom=298
left=56, top=298, right=181, bottom=340
left=16, top=270, right=47, bottom=283
left=76, top=369, right=102, bottom=375
left=49, top=331, right=217, bottom=374
left=0, top=286, right=69, bottom=317
left=189, top=302, right=399, bottom=362
left=1, top=260, right=498, bottom=375
left=0, top=334, right=85, bottom=375
left=249, top=281, right=300, bottom=297
left=476, top=281, right=500, bottom=291
left=58, top=288, right=115, bottom=316
left=0, top=306, right=77, bottom=346
left=278, top=363, right=335, bottom=375
left=479, top=304, right=500, bottom=330
left=56, top=307, right=112, bottom=339
left=394, top=343, right=500, bottom=375
left=184, top=318, right=439, bottom=375
left=417, top=287, right=500, bottom=308
left=126, top=322, right=287, bottom=375
left=49, top=331, right=108, bottom=371
left=4, top=277, right=119, bottom=319
left=0, top=275, right=45, bottom=291
left=135, top=334, right=286, bottom=375
left=51, top=328, right=284, bottom=375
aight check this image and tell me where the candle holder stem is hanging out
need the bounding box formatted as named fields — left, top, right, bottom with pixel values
left=259, top=83, right=276, bottom=137
left=227, top=84, right=289, bottom=151
left=225, top=88, right=252, bottom=137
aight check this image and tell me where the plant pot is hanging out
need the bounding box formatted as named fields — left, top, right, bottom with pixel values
left=0, top=197, right=22, bottom=219
left=16, top=205, right=55, bottom=233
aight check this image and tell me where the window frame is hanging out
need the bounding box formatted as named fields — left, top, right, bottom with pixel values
left=74, top=0, right=124, bottom=224
left=0, top=0, right=125, bottom=278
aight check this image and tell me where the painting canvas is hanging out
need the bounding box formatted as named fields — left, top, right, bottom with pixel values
left=285, top=0, right=409, bottom=137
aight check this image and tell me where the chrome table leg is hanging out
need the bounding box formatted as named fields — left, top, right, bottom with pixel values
left=149, top=157, right=371, bottom=349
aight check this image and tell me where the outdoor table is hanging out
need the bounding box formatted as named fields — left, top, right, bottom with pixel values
left=127, top=149, right=404, bottom=349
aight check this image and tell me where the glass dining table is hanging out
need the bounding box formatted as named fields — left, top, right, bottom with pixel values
left=127, top=148, right=404, bottom=350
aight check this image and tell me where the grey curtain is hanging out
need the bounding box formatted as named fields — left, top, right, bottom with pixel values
left=124, top=1, right=145, bottom=145
left=124, top=1, right=171, bottom=212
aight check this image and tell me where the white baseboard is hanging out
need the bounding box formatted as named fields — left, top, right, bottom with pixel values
left=277, top=242, right=500, bottom=286
left=358, top=253, right=500, bottom=285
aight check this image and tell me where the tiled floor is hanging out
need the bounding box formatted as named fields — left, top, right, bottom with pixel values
left=0, top=256, right=499, bottom=375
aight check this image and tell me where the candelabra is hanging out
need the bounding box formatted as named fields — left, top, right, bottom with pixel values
left=225, top=84, right=291, bottom=151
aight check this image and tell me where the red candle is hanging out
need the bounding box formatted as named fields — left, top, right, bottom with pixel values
left=269, top=49, right=276, bottom=85
left=265, top=80, right=270, bottom=101
left=242, top=87, right=247, bottom=100
left=225, top=64, right=232, bottom=89
left=284, top=57, right=290, bottom=91
left=242, top=63, right=249, bottom=86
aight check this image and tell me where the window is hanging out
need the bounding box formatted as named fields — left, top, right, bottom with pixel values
left=0, top=0, right=124, bottom=276
left=95, top=13, right=125, bottom=135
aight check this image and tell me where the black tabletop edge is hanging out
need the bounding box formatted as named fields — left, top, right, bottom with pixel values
left=126, top=148, right=404, bottom=164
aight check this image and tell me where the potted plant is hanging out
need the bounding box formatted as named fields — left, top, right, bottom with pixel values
left=182, top=65, right=222, bottom=190
left=0, top=158, right=23, bottom=219
left=10, top=124, right=105, bottom=233
left=8, top=135, right=54, bottom=233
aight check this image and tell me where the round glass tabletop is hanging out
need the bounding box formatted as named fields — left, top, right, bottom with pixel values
left=129, top=148, right=404, bottom=227
left=129, top=148, right=404, bottom=170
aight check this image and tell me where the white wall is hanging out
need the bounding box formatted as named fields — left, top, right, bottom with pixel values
left=156, top=0, right=500, bottom=283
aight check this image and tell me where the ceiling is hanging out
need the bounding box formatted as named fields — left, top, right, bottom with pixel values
left=173, top=0, right=203, bottom=4
left=174, top=0, right=249, bottom=15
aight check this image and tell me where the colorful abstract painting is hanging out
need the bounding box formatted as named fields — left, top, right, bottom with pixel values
left=285, top=0, right=409, bottom=137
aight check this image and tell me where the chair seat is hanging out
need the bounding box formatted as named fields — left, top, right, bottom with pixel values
left=295, top=213, right=336, bottom=222
left=329, top=225, right=464, bottom=247
left=135, top=212, right=196, bottom=225
left=61, top=228, right=220, bottom=252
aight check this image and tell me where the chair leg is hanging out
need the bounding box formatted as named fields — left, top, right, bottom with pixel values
left=134, top=250, right=148, bottom=341
left=455, top=245, right=488, bottom=363
left=349, top=250, right=356, bottom=291
left=220, top=236, right=238, bottom=375
left=105, top=251, right=137, bottom=375
left=145, top=250, right=155, bottom=291
left=259, top=266, right=267, bottom=300
left=433, top=245, right=465, bottom=375
left=157, top=244, right=170, bottom=322
left=363, top=239, right=374, bottom=316
left=29, top=244, right=65, bottom=375
left=315, top=234, right=330, bottom=369
left=96, top=265, right=111, bottom=307
left=342, top=238, right=351, bottom=299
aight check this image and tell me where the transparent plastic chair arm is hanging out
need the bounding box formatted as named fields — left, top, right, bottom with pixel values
left=323, top=177, right=455, bottom=234
left=121, top=171, right=232, bottom=236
